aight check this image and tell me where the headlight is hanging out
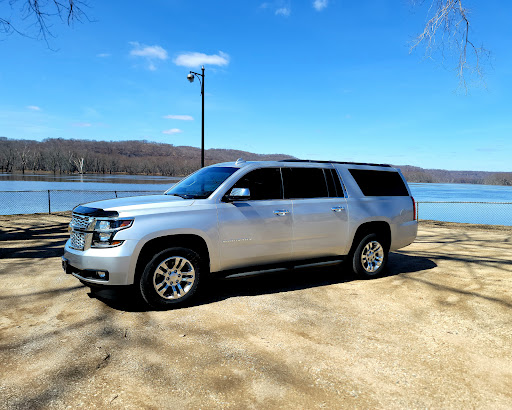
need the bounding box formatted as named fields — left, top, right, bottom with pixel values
left=91, top=218, right=133, bottom=248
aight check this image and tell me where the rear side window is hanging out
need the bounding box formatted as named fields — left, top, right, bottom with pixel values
left=326, top=169, right=344, bottom=197
left=232, top=167, right=283, bottom=200
left=349, top=169, right=409, bottom=196
left=282, top=168, right=328, bottom=199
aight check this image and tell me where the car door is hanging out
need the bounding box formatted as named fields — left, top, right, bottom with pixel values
left=282, top=167, right=349, bottom=259
left=217, top=167, right=293, bottom=271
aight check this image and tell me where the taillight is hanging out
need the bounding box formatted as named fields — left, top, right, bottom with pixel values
left=412, top=196, right=417, bottom=220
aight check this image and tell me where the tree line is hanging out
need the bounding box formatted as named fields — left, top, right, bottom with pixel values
left=0, top=137, right=292, bottom=176
left=1, top=137, right=511, bottom=186
left=397, top=165, right=512, bottom=187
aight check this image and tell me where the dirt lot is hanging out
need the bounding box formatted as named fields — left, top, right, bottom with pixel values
left=1, top=214, right=511, bottom=409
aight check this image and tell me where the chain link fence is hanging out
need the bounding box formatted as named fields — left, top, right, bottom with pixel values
left=0, top=190, right=163, bottom=215
left=416, top=201, right=512, bottom=226
left=1, top=191, right=511, bottom=226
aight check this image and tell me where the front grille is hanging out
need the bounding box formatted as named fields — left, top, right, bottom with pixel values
left=71, top=213, right=93, bottom=230
left=70, top=231, right=87, bottom=250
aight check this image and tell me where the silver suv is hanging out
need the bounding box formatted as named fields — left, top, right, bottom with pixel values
left=62, top=159, right=417, bottom=309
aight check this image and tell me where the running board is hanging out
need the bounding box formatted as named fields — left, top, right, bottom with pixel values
left=219, top=257, right=344, bottom=280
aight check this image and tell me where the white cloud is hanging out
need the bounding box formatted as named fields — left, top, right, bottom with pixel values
left=130, top=42, right=168, bottom=60
left=174, top=51, right=230, bottom=68
left=275, top=7, right=291, bottom=16
left=27, top=105, right=41, bottom=111
left=129, top=42, right=168, bottom=70
left=97, top=53, right=111, bottom=58
left=72, top=122, right=92, bottom=127
left=162, top=129, right=183, bottom=135
left=313, top=0, right=328, bottom=11
left=163, top=115, right=194, bottom=121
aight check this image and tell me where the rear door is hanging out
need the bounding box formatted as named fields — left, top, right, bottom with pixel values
left=217, top=167, right=293, bottom=271
left=282, top=167, right=349, bottom=259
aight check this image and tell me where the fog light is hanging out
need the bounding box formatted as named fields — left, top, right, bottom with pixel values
left=93, top=271, right=108, bottom=280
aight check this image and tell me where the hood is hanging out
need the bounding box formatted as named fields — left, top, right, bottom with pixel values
left=76, top=194, right=195, bottom=216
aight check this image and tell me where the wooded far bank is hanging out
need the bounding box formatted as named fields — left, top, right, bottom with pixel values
left=1, top=137, right=511, bottom=186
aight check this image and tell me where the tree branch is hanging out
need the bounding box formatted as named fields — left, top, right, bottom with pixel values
left=410, top=0, right=489, bottom=92
left=0, top=0, right=89, bottom=46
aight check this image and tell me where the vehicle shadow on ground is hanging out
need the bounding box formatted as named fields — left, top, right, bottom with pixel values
left=90, top=253, right=437, bottom=312
left=0, top=223, right=68, bottom=259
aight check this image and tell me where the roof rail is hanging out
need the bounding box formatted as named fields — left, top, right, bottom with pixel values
left=279, top=159, right=392, bottom=167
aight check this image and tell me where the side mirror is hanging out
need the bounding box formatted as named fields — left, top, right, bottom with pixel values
left=227, top=187, right=251, bottom=201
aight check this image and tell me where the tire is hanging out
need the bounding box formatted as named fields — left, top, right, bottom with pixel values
left=139, top=247, right=202, bottom=309
left=351, top=233, right=388, bottom=278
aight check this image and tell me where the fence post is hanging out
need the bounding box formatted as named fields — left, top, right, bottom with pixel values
left=416, top=201, right=419, bottom=220
left=48, top=190, right=51, bottom=214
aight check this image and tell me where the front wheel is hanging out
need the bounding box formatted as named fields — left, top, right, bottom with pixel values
left=351, top=233, right=388, bottom=278
left=139, top=247, right=202, bottom=309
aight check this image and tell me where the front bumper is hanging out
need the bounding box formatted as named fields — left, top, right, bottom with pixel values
left=63, top=239, right=138, bottom=286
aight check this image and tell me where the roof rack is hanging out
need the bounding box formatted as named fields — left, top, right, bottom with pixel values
left=279, top=159, right=391, bottom=168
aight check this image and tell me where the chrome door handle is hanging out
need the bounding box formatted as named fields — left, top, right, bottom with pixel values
left=331, top=206, right=345, bottom=212
left=273, top=210, right=290, bottom=216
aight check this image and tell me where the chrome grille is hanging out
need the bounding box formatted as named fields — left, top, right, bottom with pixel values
left=70, top=231, right=86, bottom=250
left=71, top=213, right=93, bottom=230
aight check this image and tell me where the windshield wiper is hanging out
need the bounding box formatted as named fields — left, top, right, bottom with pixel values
left=166, top=193, right=196, bottom=199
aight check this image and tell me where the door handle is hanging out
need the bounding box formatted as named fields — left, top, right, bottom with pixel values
left=331, top=206, right=345, bottom=212
left=273, top=210, right=290, bottom=216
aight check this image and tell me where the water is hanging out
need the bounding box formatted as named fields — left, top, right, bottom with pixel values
left=1, top=174, right=511, bottom=225
left=409, top=183, right=512, bottom=203
left=0, top=173, right=180, bottom=191
left=0, top=173, right=179, bottom=215
left=409, top=183, right=512, bottom=226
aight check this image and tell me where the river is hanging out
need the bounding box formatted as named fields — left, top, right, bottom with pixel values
left=1, top=173, right=511, bottom=225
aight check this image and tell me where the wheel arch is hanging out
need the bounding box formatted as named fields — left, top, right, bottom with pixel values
left=135, top=234, right=211, bottom=282
left=349, top=221, right=391, bottom=255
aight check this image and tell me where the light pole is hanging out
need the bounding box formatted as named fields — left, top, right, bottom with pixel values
left=187, top=65, right=205, bottom=168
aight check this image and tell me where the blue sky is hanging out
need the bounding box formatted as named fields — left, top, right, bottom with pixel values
left=1, top=0, right=511, bottom=172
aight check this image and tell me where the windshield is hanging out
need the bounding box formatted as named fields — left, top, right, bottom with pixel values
left=165, top=166, right=238, bottom=199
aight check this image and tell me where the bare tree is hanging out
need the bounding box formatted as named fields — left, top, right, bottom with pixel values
left=17, top=144, right=30, bottom=174
left=411, top=0, right=489, bottom=91
left=69, top=152, right=85, bottom=174
left=0, top=0, right=89, bottom=45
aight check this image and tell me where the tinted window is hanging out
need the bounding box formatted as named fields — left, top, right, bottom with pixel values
left=332, top=169, right=345, bottom=197
left=232, top=168, right=283, bottom=200
left=324, top=169, right=336, bottom=197
left=282, top=168, right=328, bottom=199
left=349, top=169, right=409, bottom=196
left=326, top=169, right=344, bottom=197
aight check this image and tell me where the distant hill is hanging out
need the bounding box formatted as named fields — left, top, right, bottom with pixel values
left=396, top=165, right=512, bottom=186
left=0, top=137, right=295, bottom=176
left=0, top=137, right=510, bottom=185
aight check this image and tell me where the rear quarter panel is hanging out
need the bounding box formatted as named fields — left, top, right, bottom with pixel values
left=334, top=165, right=417, bottom=252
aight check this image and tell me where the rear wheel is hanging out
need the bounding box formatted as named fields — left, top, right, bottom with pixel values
left=139, top=247, right=202, bottom=309
left=351, top=233, right=388, bottom=277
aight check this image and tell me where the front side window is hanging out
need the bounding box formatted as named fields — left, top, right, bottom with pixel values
left=231, top=168, right=283, bottom=200
left=166, top=166, right=238, bottom=199
left=282, top=168, right=328, bottom=199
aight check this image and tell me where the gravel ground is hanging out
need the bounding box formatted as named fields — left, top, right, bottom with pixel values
left=0, top=214, right=511, bottom=409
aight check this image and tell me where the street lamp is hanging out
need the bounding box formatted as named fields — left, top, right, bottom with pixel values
left=187, top=65, right=205, bottom=168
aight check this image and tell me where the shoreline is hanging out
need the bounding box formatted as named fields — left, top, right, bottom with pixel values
left=1, top=213, right=511, bottom=233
